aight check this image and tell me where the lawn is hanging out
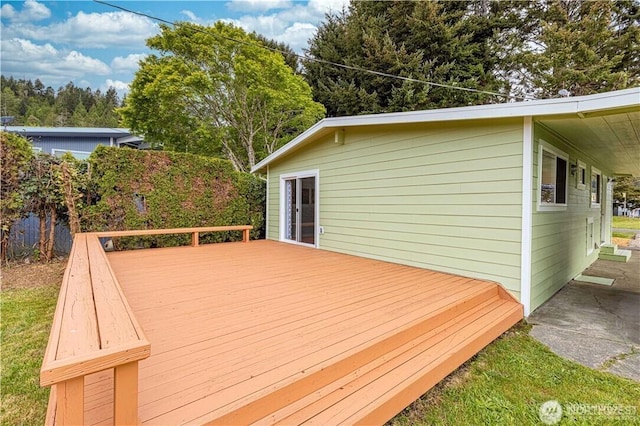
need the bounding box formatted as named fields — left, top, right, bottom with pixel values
left=2, top=262, right=639, bottom=425
left=389, top=323, right=640, bottom=425
left=1, top=261, right=63, bottom=426
left=613, top=216, right=640, bottom=230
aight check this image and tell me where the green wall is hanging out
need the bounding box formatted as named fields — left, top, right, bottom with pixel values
left=268, top=119, right=524, bottom=298
left=530, top=123, right=612, bottom=311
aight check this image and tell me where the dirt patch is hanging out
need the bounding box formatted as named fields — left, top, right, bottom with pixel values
left=612, top=237, right=633, bottom=248
left=1, top=259, right=66, bottom=290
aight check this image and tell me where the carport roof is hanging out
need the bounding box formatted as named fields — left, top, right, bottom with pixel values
left=252, top=88, right=640, bottom=176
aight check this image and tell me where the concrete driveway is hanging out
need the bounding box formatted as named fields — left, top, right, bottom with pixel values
left=528, top=252, right=640, bottom=381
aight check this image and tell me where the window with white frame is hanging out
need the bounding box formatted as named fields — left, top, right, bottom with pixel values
left=591, top=167, right=601, bottom=207
left=538, top=141, right=568, bottom=210
left=51, top=149, right=91, bottom=160
left=576, top=160, right=586, bottom=189
left=32, top=146, right=42, bottom=154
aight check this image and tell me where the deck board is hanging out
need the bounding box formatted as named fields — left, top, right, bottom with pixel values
left=81, top=239, right=518, bottom=425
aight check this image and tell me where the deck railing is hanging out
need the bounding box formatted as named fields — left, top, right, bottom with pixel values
left=40, top=226, right=253, bottom=425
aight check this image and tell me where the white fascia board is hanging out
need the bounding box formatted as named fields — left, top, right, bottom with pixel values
left=251, top=88, right=640, bottom=173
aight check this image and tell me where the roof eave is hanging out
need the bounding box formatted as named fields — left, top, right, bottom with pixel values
left=253, top=87, right=639, bottom=173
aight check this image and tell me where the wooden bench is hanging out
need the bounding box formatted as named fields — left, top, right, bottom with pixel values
left=41, top=226, right=253, bottom=425
left=40, top=233, right=151, bottom=425
left=91, top=225, right=254, bottom=246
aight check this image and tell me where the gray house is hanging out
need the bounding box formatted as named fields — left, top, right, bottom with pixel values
left=253, top=88, right=640, bottom=316
left=4, top=126, right=145, bottom=159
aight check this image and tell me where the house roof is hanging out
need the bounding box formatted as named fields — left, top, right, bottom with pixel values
left=3, top=126, right=137, bottom=138
left=252, top=87, right=640, bottom=176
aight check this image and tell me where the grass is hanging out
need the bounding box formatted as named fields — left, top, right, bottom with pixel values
left=613, top=216, right=640, bottom=230
left=2, top=271, right=639, bottom=425
left=613, top=231, right=637, bottom=239
left=1, top=278, right=58, bottom=425
left=390, top=323, right=640, bottom=425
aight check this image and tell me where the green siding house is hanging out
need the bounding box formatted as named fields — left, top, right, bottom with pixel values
left=252, top=88, right=640, bottom=316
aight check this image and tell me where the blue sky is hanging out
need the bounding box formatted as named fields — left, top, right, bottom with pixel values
left=0, top=0, right=348, bottom=97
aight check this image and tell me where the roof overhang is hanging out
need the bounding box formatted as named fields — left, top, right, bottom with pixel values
left=252, top=88, right=640, bottom=176
left=3, top=126, right=135, bottom=138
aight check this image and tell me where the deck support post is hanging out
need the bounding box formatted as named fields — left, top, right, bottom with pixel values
left=192, top=232, right=199, bottom=247
left=243, top=228, right=250, bottom=243
left=57, top=377, right=84, bottom=426
left=114, top=361, right=139, bottom=425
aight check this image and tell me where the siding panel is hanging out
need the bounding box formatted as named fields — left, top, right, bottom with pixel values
left=268, top=119, right=524, bottom=297
left=529, top=123, right=609, bottom=311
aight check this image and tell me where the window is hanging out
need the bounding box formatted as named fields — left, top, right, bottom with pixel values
left=32, top=146, right=42, bottom=154
left=52, top=149, right=91, bottom=160
left=591, top=167, right=601, bottom=207
left=538, top=141, right=568, bottom=210
left=576, top=160, right=586, bottom=189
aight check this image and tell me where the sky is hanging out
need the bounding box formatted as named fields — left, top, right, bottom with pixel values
left=0, top=0, right=349, bottom=97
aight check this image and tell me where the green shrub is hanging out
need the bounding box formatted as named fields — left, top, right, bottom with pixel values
left=82, top=147, right=265, bottom=249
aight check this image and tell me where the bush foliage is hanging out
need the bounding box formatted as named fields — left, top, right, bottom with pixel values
left=83, top=147, right=265, bottom=249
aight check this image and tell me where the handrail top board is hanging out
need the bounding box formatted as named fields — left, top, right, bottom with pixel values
left=40, top=233, right=150, bottom=387
left=90, top=225, right=253, bottom=238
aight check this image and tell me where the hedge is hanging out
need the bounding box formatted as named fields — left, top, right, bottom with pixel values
left=83, top=146, right=265, bottom=249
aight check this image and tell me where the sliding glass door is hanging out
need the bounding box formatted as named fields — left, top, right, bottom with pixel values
left=283, top=174, right=316, bottom=245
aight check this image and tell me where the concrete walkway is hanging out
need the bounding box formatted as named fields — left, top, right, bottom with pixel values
left=528, top=253, right=640, bottom=382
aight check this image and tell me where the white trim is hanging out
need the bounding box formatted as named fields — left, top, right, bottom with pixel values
left=279, top=169, right=320, bottom=248
left=252, top=87, right=640, bottom=173
left=590, top=166, right=602, bottom=208
left=51, top=148, right=92, bottom=160
left=536, top=140, right=569, bottom=212
left=520, top=117, right=533, bottom=317
left=265, top=164, right=270, bottom=240
left=32, top=146, right=42, bottom=153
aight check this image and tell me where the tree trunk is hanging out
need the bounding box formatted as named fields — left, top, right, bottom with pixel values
left=46, top=207, right=57, bottom=261
left=62, top=162, right=81, bottom=235
left=0, top=231, right=8, bottom=263
left=38, top=210, right=47, bottom=261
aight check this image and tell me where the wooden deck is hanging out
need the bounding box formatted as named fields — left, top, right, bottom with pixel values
left=78, top=240, right=522, bottom=425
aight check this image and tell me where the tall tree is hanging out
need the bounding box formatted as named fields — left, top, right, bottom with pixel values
left=119, top=22, right=325, bottom=171
left=304, top=1, right=512, bottom=116
left=503, top=0, right=638, bottom=98
left=614, top=176, right=640, bottom=208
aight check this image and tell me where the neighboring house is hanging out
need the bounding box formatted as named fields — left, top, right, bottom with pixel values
left=252, top=88, right=640, bottom=316
left=3, top=126, right=146, bottom=159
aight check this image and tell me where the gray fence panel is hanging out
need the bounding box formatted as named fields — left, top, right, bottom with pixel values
left=8, top=214, right=72, bottom=258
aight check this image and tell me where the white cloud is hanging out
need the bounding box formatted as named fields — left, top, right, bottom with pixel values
left=3, top=11, right=157, bottom=48
left=1, top=38, right=110, bottom=86
left=0, top=0, right=50, bottom=23
left=103, top=79, right=130, bottom=99
left=0, top=4, right=17, bottom=20
left=105, top=79, right=129, bottom=90
left=225, top=0, right=349, bottom=52
left=227, top=0, right=293, bottom=13
left=273, top=22, right=317, bottom=52
left=111, top=54, right=146, bottom=72
left=180, top=10, right=201, bottom=23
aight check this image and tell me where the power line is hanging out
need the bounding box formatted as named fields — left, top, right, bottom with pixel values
left=94, top=0, right=528, bottom=101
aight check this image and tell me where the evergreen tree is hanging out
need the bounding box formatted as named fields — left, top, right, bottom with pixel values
left=304, top=0, right=512, bottom=116
left=0, top=76, right=122, bottom=126
left=504, top=0, right=638, bottom=98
